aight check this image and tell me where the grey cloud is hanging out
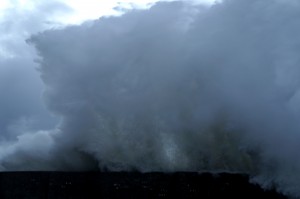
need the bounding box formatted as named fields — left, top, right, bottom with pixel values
left=0, top=1, right=68, bottom=144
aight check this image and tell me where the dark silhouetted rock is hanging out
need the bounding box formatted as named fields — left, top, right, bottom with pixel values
left=0, top=172, right=286, bottom=199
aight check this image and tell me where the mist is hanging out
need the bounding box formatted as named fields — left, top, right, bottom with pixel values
left=1, top=0, right=300, bottom=197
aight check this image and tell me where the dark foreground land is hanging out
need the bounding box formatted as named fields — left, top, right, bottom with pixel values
left=0, top=172, right=286, bottom=199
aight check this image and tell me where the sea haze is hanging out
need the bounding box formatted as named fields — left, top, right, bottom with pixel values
left=1, top=0, right=300, bottom=198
